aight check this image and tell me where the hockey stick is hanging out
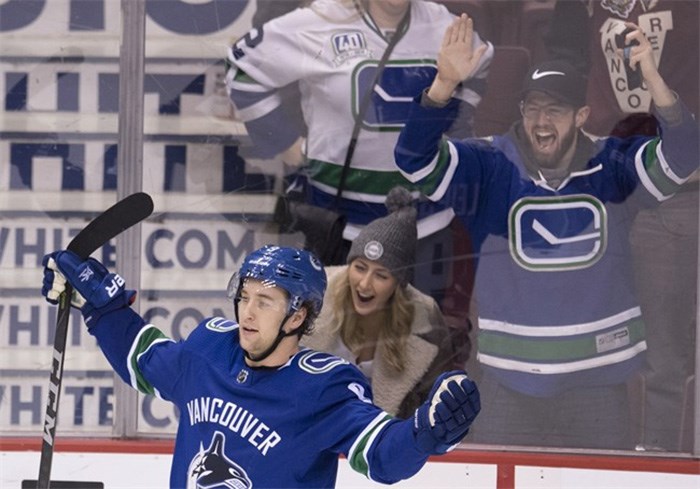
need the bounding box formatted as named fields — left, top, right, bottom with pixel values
left=36, top=192, right=154, bottom=489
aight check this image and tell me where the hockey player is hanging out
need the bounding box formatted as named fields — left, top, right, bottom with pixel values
left=394, top=15, right=698, bottom=450
left=41, top=245, right=480, bottom=488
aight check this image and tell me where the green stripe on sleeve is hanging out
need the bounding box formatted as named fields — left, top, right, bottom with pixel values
left=128, top=326, right=170, bottom=395
left=348, top=414, right=393, bottom=478
left=642, top=139, right=682, bottom=196
left=416, top=139, right=454, bottom=196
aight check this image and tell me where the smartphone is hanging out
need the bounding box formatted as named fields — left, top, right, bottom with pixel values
left=614, top=27, right=642, bottom=90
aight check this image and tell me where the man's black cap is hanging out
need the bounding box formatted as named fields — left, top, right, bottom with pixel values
left=522, top=59, right=588, bottom=108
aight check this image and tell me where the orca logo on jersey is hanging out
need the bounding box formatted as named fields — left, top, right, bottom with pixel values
left=508, top=195, right=608, bottom=271
left=187, top=431, right=252, bottom=489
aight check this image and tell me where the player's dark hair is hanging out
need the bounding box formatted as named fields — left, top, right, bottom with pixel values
left=297, top=300, right=320, bottom=338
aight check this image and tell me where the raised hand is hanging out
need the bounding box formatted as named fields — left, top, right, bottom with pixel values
left=41, top=250, right=136, bottom=328
left=618, top=21, right=674, bottom=107
left=429, top=14, right=489, bottom=104
left=413, top=370, right=481, bottom=453
left=42, top=255, right=87, bottom=309
left=618, top=22, right=656, bottom=80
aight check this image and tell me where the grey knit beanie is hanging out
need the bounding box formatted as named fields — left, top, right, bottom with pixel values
left=346, top=186, right=417, bottom=286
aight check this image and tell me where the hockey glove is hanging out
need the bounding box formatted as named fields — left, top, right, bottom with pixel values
left=42, top=250, right=136, bottom=328
left=413, top=370, right=480, bottom=454
left=42, top=256, right=87, bottom=309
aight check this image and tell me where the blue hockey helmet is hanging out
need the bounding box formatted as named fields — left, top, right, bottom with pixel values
left=227, top=245, right=327, bottom=316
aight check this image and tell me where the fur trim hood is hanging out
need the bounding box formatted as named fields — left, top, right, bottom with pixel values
left=302, top=266, right=449, bottom=415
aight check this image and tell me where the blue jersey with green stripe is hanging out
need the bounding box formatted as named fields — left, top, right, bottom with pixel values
left=395, top=95, right=699, bottom=397
left=89, top=308, right=429, bottom=488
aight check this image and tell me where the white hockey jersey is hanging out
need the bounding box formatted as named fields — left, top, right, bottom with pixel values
left=227, top=0, right=493, bottom=236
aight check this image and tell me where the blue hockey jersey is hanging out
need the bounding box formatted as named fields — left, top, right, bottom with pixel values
left=395, top=94, right=699, bottom=397
left=89, top=308, right=431, bottom=488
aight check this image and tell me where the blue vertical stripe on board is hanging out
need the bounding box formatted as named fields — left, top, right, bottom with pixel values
left=57, top=73, right=80, bottom=111
left=69, top=0, right=105, bottom=31
left=103, top=144, right=118, bottom=190
left=5, top=73, right=28, bottom=111
left=165, top=145, right=187, bottom=191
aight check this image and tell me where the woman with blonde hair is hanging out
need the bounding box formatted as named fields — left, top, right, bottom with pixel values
left=302, top=187, right=462, bottom=418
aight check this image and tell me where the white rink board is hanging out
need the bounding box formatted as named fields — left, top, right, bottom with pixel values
left=515, top=465, right=699, bottom=489
left=1, top=450, right=698, bottom=489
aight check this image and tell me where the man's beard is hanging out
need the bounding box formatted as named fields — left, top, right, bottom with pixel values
left=533, top=126, right=577, bottom=170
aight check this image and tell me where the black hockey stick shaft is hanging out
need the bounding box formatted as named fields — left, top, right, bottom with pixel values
left=37, top=192, right=154, bottom=489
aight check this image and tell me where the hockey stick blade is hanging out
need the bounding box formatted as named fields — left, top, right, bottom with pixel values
left=67, top=192, right=155, bottom=259
left=37, top=192, right=154, bottom=489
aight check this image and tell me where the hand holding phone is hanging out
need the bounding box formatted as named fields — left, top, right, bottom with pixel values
left=615, top=27, right=643, bottom=90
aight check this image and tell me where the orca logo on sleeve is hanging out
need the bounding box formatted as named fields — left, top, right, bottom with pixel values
left=187, top=431, right=251, bottom=489
left=351, top=60, right=438, bottom=131
left=508, top=195, right=608, bottom=271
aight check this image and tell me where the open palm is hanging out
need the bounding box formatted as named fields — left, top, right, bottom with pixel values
left=436, top=14, right=488, bottom=88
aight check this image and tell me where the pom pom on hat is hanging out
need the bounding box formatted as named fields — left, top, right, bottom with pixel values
left=385, top=185, right=414, bottom=214
left=347, top=186, right=417, bottom=286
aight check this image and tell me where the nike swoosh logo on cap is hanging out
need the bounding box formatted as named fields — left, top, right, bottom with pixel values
left=531, top=69, right=566, bottom=80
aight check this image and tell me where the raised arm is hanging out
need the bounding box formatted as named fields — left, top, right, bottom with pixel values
left=42, top=251, right=179, bottom=397
left=622, top=22, right=674, bottom=109
left=393, top=15, right=481, bottom=201
left=619, top=23, right=699, bottom=193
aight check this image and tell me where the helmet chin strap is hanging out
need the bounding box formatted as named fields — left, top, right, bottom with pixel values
left=244, top=313, right=302, bottom=364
